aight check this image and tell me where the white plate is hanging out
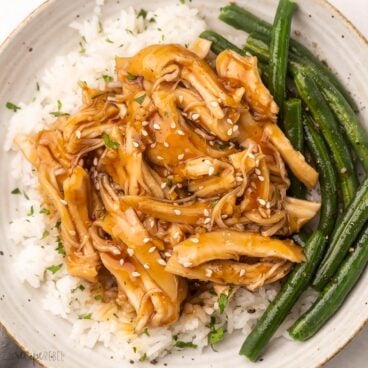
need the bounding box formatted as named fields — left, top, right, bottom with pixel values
left=0, top=1, right=367, bottom=367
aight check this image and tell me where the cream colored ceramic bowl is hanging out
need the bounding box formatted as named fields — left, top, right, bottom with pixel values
left=0, top=1, right=367, bottom=367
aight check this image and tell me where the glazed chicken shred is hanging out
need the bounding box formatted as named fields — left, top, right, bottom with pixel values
left=15, top=40, right=320, bottom=333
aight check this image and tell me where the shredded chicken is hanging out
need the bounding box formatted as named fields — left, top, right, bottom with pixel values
left=16, top=41, right=320, bottom=333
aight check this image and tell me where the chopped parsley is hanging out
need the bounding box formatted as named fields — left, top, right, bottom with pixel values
left=139, top=353, right=148, bottom=362
left=180, top=0, right=185, bottom=3
left=56, top=236, right=65, bottom=256
left=6, top=102, right=21, bottom=112
left=79, top=42, right=86, bottom=54
left=23, top=191, right=30, bottom=200
left=105, top=38, right=113, bottom=44
left=101, top=74, right=113, bottom=82
left=36, top=82, right=40, bottom=91
left=27, top=206, right=34, bottom=216
left=134, top=94, right=146, bottom=105
left=40, top=207, right=50, bottom=215
left=94, top=295, right=103, bottom=301
left=127, top=73, right=137, bottom=81
left=175, top=341, right=197, bottom=349
left=218, top=293, right=229, bottom=314
left=78, top=313, right=92, bottom=320
left=125, top=29, right=134, bottom=35
left=46, top=264, right=63, bottom=274
left=72, top=284, right=85, bottom=293
left=98, top=21, right=103, bottom=33
left=208, top=316, right=225, bottom=346
left=54, top=220, right=61, bottom=229
left=11, top=188, right=21, bottom=195
left=143, top=327, right=150, bottom=336
left=137, top=8, right=147, bottom=19
left=49, top=100, right=70, bottom=117
left=102, top=132, right=120, bottom=150
left=41, top=230, right=50, bottom=240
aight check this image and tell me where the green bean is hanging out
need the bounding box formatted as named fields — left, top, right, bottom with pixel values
left=199, top=30, right=245, bottom=55
left=219, top=3, right=358, bottom=112
left=268, top=0, right=296, bottom=114
left=293, top=70, right=357, bottom=208
left=313, top=175, right=368, bottom=290
left=284, top=99, right=305, bottom=198
left=240, top=119, right=337, bottom=361
left=245, top=33, right=368, bottom=173
left=290, top=223, right=368, bottom=340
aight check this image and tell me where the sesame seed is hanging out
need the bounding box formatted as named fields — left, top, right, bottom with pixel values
left=221, top=214, right=229, bottom=219
left=205, top=269, right=213, bottom=277
left=142, top=129, right=148, bottom=136
left=76, top=130, right=81, bottom=139
left=248, top=152, right=255, bottom=159
left=161, top=182, right=167, bottom=189
left=340, top=167, right=347, bottom=174
left=204, top=217, right=211, bottom=224
left=132, top=141, right=139, bottom=148
left=93, top=157, right=98, bottom=166
left=208, top=166, right=215, bottom=176
left=236, top=176, right=243, bottom=182
left=177, top=153, right=185, bottom=160
left=127, top=248, right=134, bottom=256
left=153, top=123, right=161, bottom=130
left=163, top=141, right=169, bottom=148
left=266, top=202, right=271, bottom=209
left=151, top=142, right=157, bottom=148
left=132, top=272, right=141, bottom=277
left=255, top=169, right=261, bottom=176
left=143, top=263, right=150, bottom=269
left=174, top=209, right=182, bottom=215
left=60, top=199, right=68, bottom=205
left=119, top=259, right=125, bottom=266
left=156, top=155, right=163, bottom=160
left=257, top=198, right=267, bottom=206
left=157, top=259, right=167, bottom=266
left=165, top=252, right=172, bottom=258
left=142, top=121, right=149, bottom=126
left=258, top=175, right=265, bottom=182
left=204, top=209, right=210, bottom=216
left=233, top=125, right=239, bottom=132
left=227, top=128, right=233, bottom=136
left=190, top=237, right=199, bottom=243
left=210, top=101, right=219, bottom=107
left=239, top=269, right=246, bottom=277
left=192, top=113, right=200, bottom=120
left=177, top=129, right=185, bottom=136
left=204, top=159, right=212, bottom=165
left=170, top=122, right=177, bottom=129
left=173, top=231, right=181, bottom=239
left=148, top=246, right=156, bottom=253
left=112, top=248, right=121, bottom=255
left=177, top=183, right=183, bottom=188
left=143, top=237, right=151, bottom=244
left=226, top=118, right=233, bottom=125
left=183, top=262, right=192, bottom=268
left=178, top=95, right=184, bottom=103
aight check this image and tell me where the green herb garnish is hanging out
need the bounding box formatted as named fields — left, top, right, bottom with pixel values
left=72, top=284, right=85, bottom=293
left=101, top=74, right=113, bottom=82
left=40, top=207, right=50, bottom=215
left=36, top=82, right=40, bottom=91
left=175, top=341, right=197, bottom=349
left=79, top=313, right=92, bottom=320
left=50, top=100, right=70, bottom=117
left=143, top=327, right=150, bottom=336
left=41, top=230, right=50, bottom=239
left=46, top=264, right=63, bottom=274
left=218, top=293, right=229, bottom=314
left=27, top=206, right=34, bottom=216
left=94, top=295, right=103, bottom=301
left=137, top=9, right=147, bottom=19
left=11, top=188, right=21, bottom=195
left=134, top=94, right=146, bottom=105
left=105, top=38, right=113, bottom=44
left=139, top=353, right=148, bottom=362
left=102, top=132, right=120, bottom=150
left=6, top=102, right=21, bottom=112
left=127, top=73, right=137, bottom=81
left=208, top=326, right=225, bottom=345
left=98, top=21, right=103, bottom=33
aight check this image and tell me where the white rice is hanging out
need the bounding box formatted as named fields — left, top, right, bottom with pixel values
left=5, top=0, right=317, bottom=362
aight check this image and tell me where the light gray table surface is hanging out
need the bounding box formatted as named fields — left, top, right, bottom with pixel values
left=0, top=0, right=367, bottom=367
